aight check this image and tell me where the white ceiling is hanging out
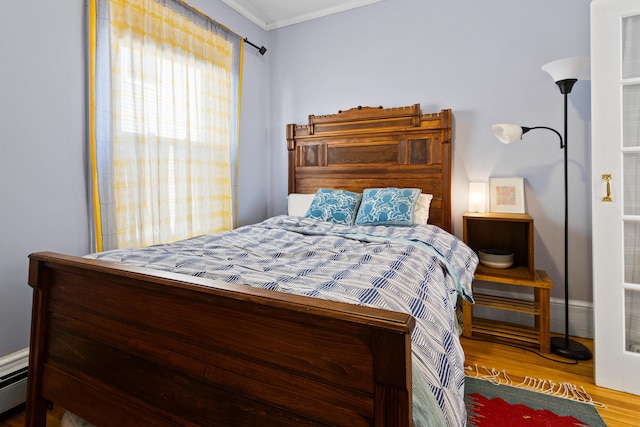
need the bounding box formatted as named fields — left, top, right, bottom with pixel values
left=219, top=0, right=385, bottom=31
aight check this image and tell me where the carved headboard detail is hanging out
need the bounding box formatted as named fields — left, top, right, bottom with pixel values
left=286, top=104, right=452, bottom=232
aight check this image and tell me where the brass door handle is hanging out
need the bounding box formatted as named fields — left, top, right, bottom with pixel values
left=602, top=174, right=612, bottom=202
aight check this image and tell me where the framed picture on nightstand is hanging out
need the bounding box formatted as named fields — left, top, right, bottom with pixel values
left=489, top=177, right=525, bottom=213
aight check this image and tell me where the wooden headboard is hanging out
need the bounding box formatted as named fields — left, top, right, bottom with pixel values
left=287, top=104, right=452, bottom=232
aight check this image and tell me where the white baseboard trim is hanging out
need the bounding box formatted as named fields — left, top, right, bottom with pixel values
left=471, top=288, right=594, bottom=339
left=0, top=348, right=29, bottom=414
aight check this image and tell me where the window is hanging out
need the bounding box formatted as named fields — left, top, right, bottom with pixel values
left=89, top=0, right=243, bottom=250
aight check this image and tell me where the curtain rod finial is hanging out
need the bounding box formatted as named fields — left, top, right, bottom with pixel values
left=244, top=37, right=267, bottom=55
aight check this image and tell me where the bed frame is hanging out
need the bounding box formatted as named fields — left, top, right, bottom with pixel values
left=26, top=104, right=452, bottom=427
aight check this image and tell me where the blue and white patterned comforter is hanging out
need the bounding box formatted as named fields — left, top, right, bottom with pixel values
left=91, top=215, right=478, bottom=426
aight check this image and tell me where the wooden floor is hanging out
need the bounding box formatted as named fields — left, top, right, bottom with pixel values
left=2, top=336, right=639, bottom=426
left=462, top=335, right=640, bottom=426
left=0, top=403, right=65, bottom=427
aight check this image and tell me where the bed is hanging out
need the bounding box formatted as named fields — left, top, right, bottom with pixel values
left=25, top=104, right=477, bottom=427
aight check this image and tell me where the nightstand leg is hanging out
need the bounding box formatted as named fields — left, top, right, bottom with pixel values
left=462, top=299, right=473, bottom=338
left=536, top=288, right=550, bottom=353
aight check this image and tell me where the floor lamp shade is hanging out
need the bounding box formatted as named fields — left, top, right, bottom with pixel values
left=542, top=57, right=590, bottom=94
left=492, top=124, right=523, bottom=144
left=541, top=57, right=590, bottom=83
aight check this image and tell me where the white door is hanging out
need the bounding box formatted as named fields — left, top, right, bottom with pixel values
left=592, top=0, right=640, bottom=395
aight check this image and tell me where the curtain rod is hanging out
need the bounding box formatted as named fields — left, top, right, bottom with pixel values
left=163, top=0, right=267, bottom=56
left=244, top=38, right=267, bottom=55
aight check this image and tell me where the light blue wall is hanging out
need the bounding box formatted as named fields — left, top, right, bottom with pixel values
left=0, top=0, right=268, bottom=357
left=266, top=0, right=592, bottom=306
left=0, top=1, right=88, bottom=358
left=0, top=0, right=592, bottom=357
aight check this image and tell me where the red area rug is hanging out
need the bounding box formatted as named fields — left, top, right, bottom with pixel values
left=465, top=376, right=607, bottom=427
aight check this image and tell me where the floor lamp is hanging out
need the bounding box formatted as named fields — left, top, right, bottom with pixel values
left=492, top=57, right=592, bottom=360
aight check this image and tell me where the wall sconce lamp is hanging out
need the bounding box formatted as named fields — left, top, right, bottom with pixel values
left=492, top=56, right=591, bottom=361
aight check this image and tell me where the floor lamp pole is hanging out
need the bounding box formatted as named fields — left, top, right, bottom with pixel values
left=549, top=91, right=592, bottom=360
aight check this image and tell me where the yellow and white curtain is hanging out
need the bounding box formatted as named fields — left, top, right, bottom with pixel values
left=89, top=0, right=243, bottom=251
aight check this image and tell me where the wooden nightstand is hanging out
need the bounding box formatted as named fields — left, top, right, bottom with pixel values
left=462, top=212, right=553, bottom=353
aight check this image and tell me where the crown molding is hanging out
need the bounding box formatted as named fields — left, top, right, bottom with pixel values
left=220, top=0, right=384, bottom=31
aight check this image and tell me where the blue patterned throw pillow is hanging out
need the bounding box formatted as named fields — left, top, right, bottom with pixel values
left=305, top=188, right=362, bottom=225
left=355, top=187, right=422, bottom=226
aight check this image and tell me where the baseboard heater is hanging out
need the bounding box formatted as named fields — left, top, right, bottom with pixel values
left=0, top=348, right=28, bottom=414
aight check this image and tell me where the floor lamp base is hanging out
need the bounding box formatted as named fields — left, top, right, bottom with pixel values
left=550, top=336, right=593, bottom=360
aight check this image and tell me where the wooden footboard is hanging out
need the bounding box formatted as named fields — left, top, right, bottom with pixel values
left=26, top=252, right=415, bottom=427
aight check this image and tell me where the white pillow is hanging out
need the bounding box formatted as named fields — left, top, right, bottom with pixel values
left=413, top=193, right=433, bottom=225
left=287, top=193, right=316, bottom=217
